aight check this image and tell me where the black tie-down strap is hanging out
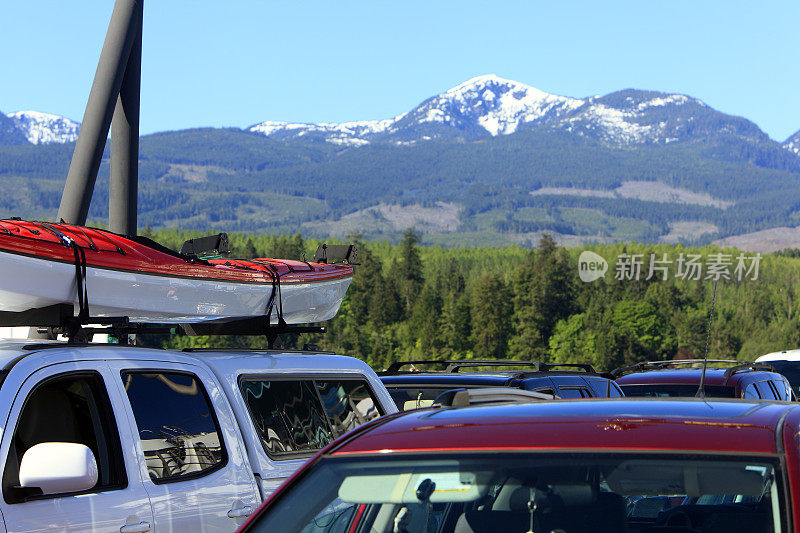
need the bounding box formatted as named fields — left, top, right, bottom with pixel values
left=66, top=239, right=90, bottom=339
left=264, top=264, right=286, bottom=328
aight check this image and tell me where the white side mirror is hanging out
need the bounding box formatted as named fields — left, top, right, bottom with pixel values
left=19, top=442, right=98, bottom=495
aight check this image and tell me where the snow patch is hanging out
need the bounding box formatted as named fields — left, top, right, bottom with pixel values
left=638, top=94, right=690, bottom=110
left=9, top=111, right=80, bottom=144
left=326, top=137, right=369, bottom=147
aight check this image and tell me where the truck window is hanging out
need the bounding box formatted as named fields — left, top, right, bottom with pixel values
left=556, top=387, right=590, bottom=399
left=769, top=380, right=792, bottom=401
left=754, top=381, right=776, bottom=400
left=742, top=384, right=758, bottom=399
left=239, top=378, right=382, bottom=458
left=121, top=371, right=226, bottom=483
left=316, top=380, right=382, bottom=435
left=240, top=379, right=334, bottom=457
left=3, top=372, right=126, bottom=503
left=585, top=378, right=623, bottom=398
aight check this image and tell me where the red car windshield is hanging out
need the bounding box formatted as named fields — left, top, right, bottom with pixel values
left=245, top=453, right=783, bottom=533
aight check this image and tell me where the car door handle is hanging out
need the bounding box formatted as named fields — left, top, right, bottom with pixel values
left=120, top=522, right=151, bottom=533
left=228, top=505, right=254, bottom=518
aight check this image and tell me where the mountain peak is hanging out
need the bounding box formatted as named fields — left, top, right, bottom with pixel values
left=448, top=73, right=524, bottom=90
left=9, top=111, right=80, bottom=145
left=444, top=74, right=562, bottom=105
left=416, top=75, right=583, bottom=136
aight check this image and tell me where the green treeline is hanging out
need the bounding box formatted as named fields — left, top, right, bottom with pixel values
left=147, top=227, right=800, bottom=371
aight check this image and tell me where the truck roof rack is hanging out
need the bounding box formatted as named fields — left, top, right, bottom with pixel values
left=0, top=303, right=324, bottom=347
left=382, top=359, right=597, bottom=375
left=433, top=387, right=556, bottom=407
left=610, top=359, right=742, bottom=378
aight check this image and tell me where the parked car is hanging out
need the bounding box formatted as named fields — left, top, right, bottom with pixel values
left=379, top=360, right=624, bottom=410
left=613, top=359, right=794, bottom=401
left=240, top=397, right=797, bottom=532
left=756, top=350, right=800, bottom=398
left=0, top=340, right=396, bottom=532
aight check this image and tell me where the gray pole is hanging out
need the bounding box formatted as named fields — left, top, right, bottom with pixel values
left=109, top=1, right=142, bottom=236
left=57, top=0, right=143, bottom=225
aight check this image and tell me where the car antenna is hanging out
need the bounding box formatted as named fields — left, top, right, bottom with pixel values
left=696, top=279, right=719, bottom=398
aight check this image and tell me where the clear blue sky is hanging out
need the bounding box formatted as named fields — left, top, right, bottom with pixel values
left=2, top=0, right=798, bottom=140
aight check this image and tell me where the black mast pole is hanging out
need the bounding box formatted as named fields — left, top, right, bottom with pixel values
left=110, top=1, right=142, bottom=236
left=57, top=0, right=143, bottom=227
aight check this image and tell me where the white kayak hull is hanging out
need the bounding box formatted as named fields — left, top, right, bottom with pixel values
left=0, top=250, right=351, bottom=324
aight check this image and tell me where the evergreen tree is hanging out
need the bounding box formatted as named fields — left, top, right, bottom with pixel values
left=243, top=238, right=257, bottom=259
left=408, top=282, right=444, bottom=354
left=509, top=234, right=576, bottom=360
left=396, top=228, right=424, bottom=314
left=441, top=292, right=472, bottom=355
left=470, top=272, right=512, bottom=358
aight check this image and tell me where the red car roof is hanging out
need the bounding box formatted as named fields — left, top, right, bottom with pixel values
left=332, top=399, right=795, bottom=457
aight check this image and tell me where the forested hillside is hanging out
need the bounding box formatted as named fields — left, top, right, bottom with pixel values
left=141, top=227, right=800, bottom=370
left=2, top=126, right=800, bottom=247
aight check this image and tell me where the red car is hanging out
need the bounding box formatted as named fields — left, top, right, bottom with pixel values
left=614, top=360, right=794, bottom=401
left=239, top=398, right=798, bottom=532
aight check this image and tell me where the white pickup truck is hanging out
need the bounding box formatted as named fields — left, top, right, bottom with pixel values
left=0, top=340, right=396, bottom=532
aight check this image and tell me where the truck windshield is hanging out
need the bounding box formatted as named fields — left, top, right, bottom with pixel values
left=247, top=453, right=784, bottom=533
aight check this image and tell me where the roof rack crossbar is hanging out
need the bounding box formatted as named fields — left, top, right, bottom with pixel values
left=722, top=362, right=776, bottom=384
left=383, top=359, right=596, bottom=375
left=517, top=362, right=596, bottom=374
left=611, top=359, right=741, bottom=377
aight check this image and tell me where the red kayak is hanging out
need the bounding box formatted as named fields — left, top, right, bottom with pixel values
left=0, top=219, right=353, bottom=324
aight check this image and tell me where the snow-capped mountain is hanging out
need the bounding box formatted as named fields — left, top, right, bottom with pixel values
left=9, top=111, right=80, bottom=145
left=387, top=75, right=583, bottom=140
left=248, top=75, right=764, bottom=147
left=785, top=129, right=800, bottom=156
left=249, top=74, right=584, bottom=145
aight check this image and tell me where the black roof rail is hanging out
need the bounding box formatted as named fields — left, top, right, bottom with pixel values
left=181, top=348, right=335, bottom=355
left=433, top=387, right=557, bottom=407
left=722, top=362, right=777, bottom=384
left=382, top=359, right=597, bottom=375
left=610, top=359, right=741, bottom=378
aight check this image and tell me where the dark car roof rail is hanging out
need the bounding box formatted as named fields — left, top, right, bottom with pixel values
left=433, top=387, right=557, bottom=407
left=722, top=362, right=777, bottom=384
left=611, top=359, right=741, bottom=377
left=382, top=359, right=597, bottom=375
